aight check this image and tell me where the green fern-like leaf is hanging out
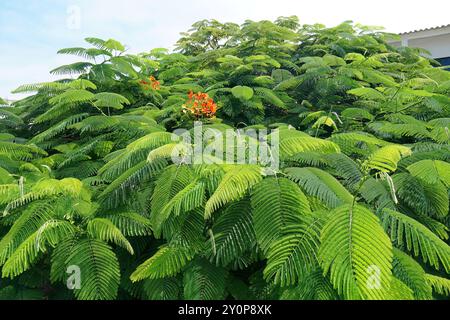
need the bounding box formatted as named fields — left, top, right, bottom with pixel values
left=393, top=173, right=449, bottom=219
left=319, top=204, right=393, bottom=300
left=50, top=235, right=79, bottom=283
left=0, top=202, right=54, bottom=265
left=57, top=47, right=112, bottom=60
left=160, top=180, right=206, bottom=223
left=142, top=277, right=181, bottom=300
left=99, top=131, right=173, bottom=181
left=254, top=87, right=286, bottom=109
left=363, top=145, right=412, bottom=173
left=347, top=87, right=386, bottom=101
left=264, top=213, right=323, bottom=287
left=381, top=209, right=450, bottom=273
left=0, top=142, right=47, bottom=161
left=94, top=92, right=130, bottom=110
left=49, top=89, right=95, bottom=105
left=407, top=160, right=450, bottom=187
left=104, top=212, right=152, bottom=237
left=386, top=278, right=415, bottom=300
left=31, top=113, right=89, bottom=144
left=209, top=200, right=256, bottom=266
left=425, top=274, right=450, bottom=296
left=280, top=269, right=338, bottom=300
left=150, top=165, right=195, bottom=237
left=131, top=245, right=195, bottom=281
left=284, top=167, right=354, bottom=208
left=2, top=220, right=76, bottom=278
left=330, top=132, right=389, bottom=155
left=183, top=259, right=227, bottom=300
left=205, top=165, right=263, bottom=219
left=87, top=218, right=134, bottom=254
left=50, top=62, right=94, bottom=76
left=99, top=159, right=166, bottom=208
left=66, top=238, right=121, bottom=300
left=251, top=177, right=311, bottom=254
left=392, top=248, right=433, bottom=300
left=277, top=130, right=340, bottom=158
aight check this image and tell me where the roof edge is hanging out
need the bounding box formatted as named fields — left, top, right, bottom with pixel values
left=399, top=24, right=450, bottom=35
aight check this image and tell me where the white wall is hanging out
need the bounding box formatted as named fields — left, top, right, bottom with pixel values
left=407, top=33, right=450, bottom=58
left=390, top=26, right=450, bottom=59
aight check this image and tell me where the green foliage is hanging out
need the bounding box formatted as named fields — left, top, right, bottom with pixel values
left=319, top=205, right=393, bottom=300
left=209, top=200, right=255, bottom=266
left=205, top=165, right=262, bottom=218
left=392, top=249, right=432, bottom=300
left=252, top=177, right=311, bottom=254
left=65, top=239, right=121, bottom=300
left=1, top=17, right=449, bottom=301
left=231, top=86, right=254, bottom=101
left=381, top=209, right=450, bottom=272
left=131, top=246, right=195, bottom=282
left=183, top=259, right=227, bottom=300
left=284, top=167, right=354, bottom=208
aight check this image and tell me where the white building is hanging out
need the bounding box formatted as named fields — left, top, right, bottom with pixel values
left=389, top=24, right=450, bottom=66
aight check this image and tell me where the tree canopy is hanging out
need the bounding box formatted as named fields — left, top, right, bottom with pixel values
left=0, top=17, right=449, bottom=300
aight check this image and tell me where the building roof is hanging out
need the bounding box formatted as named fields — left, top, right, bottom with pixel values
left=399, top=24, right=450, bottom=35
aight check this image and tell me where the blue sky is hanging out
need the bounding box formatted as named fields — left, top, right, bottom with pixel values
left=1, top=0, right=449, bottom=99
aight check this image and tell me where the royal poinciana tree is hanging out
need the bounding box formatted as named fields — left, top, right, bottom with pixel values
left=0, top=16, right=449, bottom=300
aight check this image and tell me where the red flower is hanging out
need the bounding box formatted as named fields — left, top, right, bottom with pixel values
left=151, top=80, right=161, bottom=90
left=182, top=90, right=217, bottom=119
left=140, top=75, right=160, bottom=90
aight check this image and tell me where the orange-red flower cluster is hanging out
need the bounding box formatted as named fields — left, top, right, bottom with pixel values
left=182, top=91, right=217, bottom=118
left=140, top=76, right=161, bottom=90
